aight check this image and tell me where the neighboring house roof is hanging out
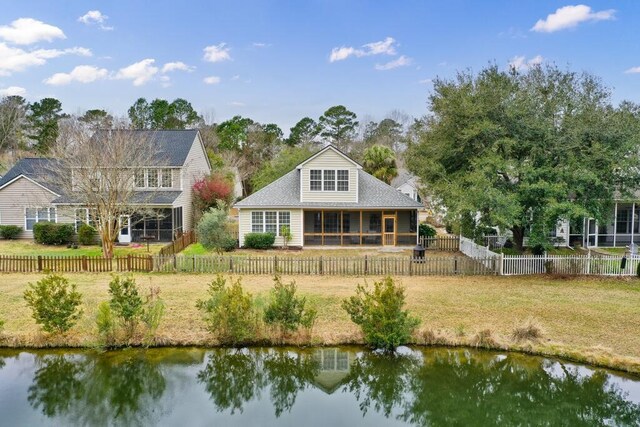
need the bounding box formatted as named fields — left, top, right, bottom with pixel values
left=235, top=169, right=423, bottom=209
left=0, top=158, right=64, bottom=195
left=52, top=190, right=182, bottom=205
left=91, top=129, right=200, bottom=166
left=391, top=170, right=417, bottom=189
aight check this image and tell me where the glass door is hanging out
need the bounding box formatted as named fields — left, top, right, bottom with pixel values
left=119, top=215, right=131, bottom=243
left=383, top=216, right=395, bottom=246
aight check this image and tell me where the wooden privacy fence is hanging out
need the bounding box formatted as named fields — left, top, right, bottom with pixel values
left=419, top=235, right=460, bottom=251
left=501, top=254, right=639, bottom=276
left=158, top=230, right=197, bottom=257
left=0, top=254, right=153, bottom=273
left=153, top=255, right=497, bottom=276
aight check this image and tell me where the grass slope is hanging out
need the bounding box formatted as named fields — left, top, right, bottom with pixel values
left=0, top=273, right=639, bottom=373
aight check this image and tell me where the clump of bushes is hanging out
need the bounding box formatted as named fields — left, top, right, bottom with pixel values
left=511, top=317, right=544, bottom=342
left=23, top=274, right=83, bottom=334
left=77, top=223, right=97, bottom=245
left=142, top=287, right=166, bottom=344
left=471, top=329, right=496, bottom=348
left=33, top=222, right=75, bottom=245
left=342, top=276, right=420, bottom=351
left=108, top=275, right=145, bottom=337
left=418, top=223, right=436, bottom=239
left=196, top=207, right=237, bottom=253
left=0, top=225, right=21, bottom=239
left=96, top=301, right=116, bottom=345
left=264, top=275, right=316, bottom=340
left=196, top=275, right=258, bottom=346
left=244, top=232, right=276, bottom=249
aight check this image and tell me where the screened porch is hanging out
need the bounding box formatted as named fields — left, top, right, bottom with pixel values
left=302, top=210, right=418, bottom=246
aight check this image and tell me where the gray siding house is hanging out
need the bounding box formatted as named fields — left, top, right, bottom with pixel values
left=234, top=145, right=423, bottom=247
left=0, top=130, right=211, bottom=242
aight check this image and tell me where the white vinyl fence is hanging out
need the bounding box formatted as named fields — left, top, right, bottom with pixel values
left=459, top=236, right=500, bottom=272
left=501, top=253, right=639, bottom=276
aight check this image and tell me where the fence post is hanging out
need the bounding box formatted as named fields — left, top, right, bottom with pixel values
left=319, top=256, right=323, bottom=275
left=173, top=254, right=177, bottom=271
left=454, top=257, right=458, bottom=275
left=364, top=255, right=368, bottom=275
left=37, top=255, right=42, bottom=272
left=126, top=254, right=131, bottom=271
left=587, top=250, right=591, bottom=275
left=82, top=255, right=88, bottom=272
left=499, top=253, right=504, bottom=276
left=408, top=256, right=413, bottom=276
left=274, top=256, right=278, bottom=273
left=229, top=257, right=233, bottom=273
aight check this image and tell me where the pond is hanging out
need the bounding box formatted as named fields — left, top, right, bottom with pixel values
left=1, top=347, right=639, bottom=426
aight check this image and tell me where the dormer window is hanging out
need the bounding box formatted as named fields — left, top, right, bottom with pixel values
left=135, top=168, right=173, bottom=188
left=310, top=169, right=349, bottom=192
left=134, top=169, right=145, bottom=187
left=147, top=169, right=158, bottom=187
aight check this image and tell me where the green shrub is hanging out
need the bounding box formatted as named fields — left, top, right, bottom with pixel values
left=77, top=223, right=97, bottom=245
left=33, top=222, right=75, bottom=245
left=0, top=225, right=22, bottom=239
left=342, top=276, right=420, bottom=351
left=244, top=232, right=276, bottom=249
left=142, top=287, right=165, bottom=345
left=108, top=275, right=144, bottom=337
left=264, top=275, right=317, bottom=338
left=280, top=225, right=292, bottom=248
left=196, top=207, right=237, bottom=253
left=96, top=301, right=116, bottom=345
left=0, top=316, right=4, bottom=333
left=196, top=275, right=257, bottom=346
left=23, top=274, right=83, bottom=334
left=418, top=223, right=436, bottom=238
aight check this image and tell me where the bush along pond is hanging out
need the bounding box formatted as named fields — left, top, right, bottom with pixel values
left=1, top=347, right=639, bottom=426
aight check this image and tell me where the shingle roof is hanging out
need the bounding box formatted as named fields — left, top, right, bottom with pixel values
left=235, top=169, right=423, bottom=209
left=91, top=129, right=199, bottom=166
left=391, top=170, right=417, bottom=188
left=52, top=191, right=182, bottom=205
left=0, top=158, right=64, bottom=195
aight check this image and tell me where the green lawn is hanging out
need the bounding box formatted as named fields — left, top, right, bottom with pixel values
left=182, top=243, right=459, bottom=258
left=0, top=240, right=164, bottom=257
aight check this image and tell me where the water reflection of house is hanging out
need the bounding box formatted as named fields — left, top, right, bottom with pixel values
left=311, top=348, right=353, bottom=394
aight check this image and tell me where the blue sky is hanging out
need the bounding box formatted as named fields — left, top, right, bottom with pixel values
left=0, top=1, right=638, bottom=132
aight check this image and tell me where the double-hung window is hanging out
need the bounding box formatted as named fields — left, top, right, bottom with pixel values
left=146, top=169, right=158, bottom=188
left=160, top=169, right=173, bottom=188
left=134, top=169, right=146, bottom=188
left=25, top=207, right=56, bottom=231
left=251, top=211, right=291, bottom=236
left=310, top=169, right=349, bottom=192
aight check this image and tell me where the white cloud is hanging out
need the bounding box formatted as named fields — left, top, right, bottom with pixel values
left=230, top=101, right=245, bottom=107
left=0, top=86, right=26, bottom=96
left=0, top=18, right=65, bottom=45
left=203, top=43, right=231, bottom=62
left=532, top=5, right=615, bottom=33
left=375, top=55, right=412, bottom=71
left=115, top=58, right=158, bottom=86
left=161, top=61, right=194, bottom=73
left=77, top=10, right=113, bottom=31
left=625, top=66, right=640, bottom=74
left=203, top=76, right=221, bottom=84
left=44, top=65, right=108, bottom=85
left=508, top=55, right=545, bottom=71
left=159, top=75, right=171, bottom=88
left=231, top=75, right=240, bottom=81
left=329, top=37, right=398, bottom=62
left=418, top=78, right=432, bottom=85
left=0, top=42, right=91, bottom=76
left=252, top=42, right=270, bottom=48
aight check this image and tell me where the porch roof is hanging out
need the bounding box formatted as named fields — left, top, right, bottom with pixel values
left=235, top=169, right=423, bottom=209
left=52, top=190, right=182, bottom=205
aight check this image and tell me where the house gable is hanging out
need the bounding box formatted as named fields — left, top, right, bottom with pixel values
left=298, top=146, right=360, bottom=203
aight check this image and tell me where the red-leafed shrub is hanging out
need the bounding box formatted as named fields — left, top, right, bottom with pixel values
left=193, top=173, right=234, bottom=211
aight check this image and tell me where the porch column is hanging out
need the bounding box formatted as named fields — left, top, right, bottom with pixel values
left=632, top=203, right=636, bottom=247
left=359, top=210, right=363, bottom=246
left=321, top=210, right=324, bottom=246
left=613, top=201, right=618, bottom=247
left=594, top=220, right=598, bottom=248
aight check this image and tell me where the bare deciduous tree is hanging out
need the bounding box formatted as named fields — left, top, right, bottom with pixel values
left=44, top=118, right=163, bottom=258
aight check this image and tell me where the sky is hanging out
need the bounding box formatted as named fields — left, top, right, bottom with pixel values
left=0, top=1, right=638, bottom=133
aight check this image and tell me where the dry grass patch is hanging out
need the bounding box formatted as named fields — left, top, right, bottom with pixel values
left=0, top=273, right=639, bottom=372
left=511, top=317, right=544, bottom=343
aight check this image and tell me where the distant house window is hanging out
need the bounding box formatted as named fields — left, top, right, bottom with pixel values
left=147, top=169, right=158, bottom=187
left=251, top=211, right=290, bottom=236
left=160, top=169, right=172, bottom=188
left=134, top=169, right=146, bottom=188
left=25, top=207, right=56, bottom=231
left=323, top=170, right=335, bottom=191
left=251, top=212, right=264, bottom=233
left=310, top=170, right=322, bottom=191
left=74, top=208, right=96, bottom=232
left=310, top=169, right=349, bottom=192
left=337, top=170, right=349, bottom=191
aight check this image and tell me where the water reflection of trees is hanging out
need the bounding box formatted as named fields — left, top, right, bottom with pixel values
left=198, top=348, right=319, bottom=417
left=27, top=352, right=166, bottom=426
left=343, top=349, right=640, bottom=426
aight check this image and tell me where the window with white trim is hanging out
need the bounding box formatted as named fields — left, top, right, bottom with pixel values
left=251, top=211, right=291, bottom=236
left=146, top=169, right=158, bottom=187
left=134, top=169, right=146, bottom=188
left=310, top=170, right=322, bottom=191
left=25, top=207, right=56, bottom=231
left=309, top=169, right=349, bottom=192
left=160, top=169, right=173, bottom=188
left=74, top=208, right=96, bottom=231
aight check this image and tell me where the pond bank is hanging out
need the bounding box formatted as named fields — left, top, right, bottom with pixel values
left=1, top=273, right=639, bottom=374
